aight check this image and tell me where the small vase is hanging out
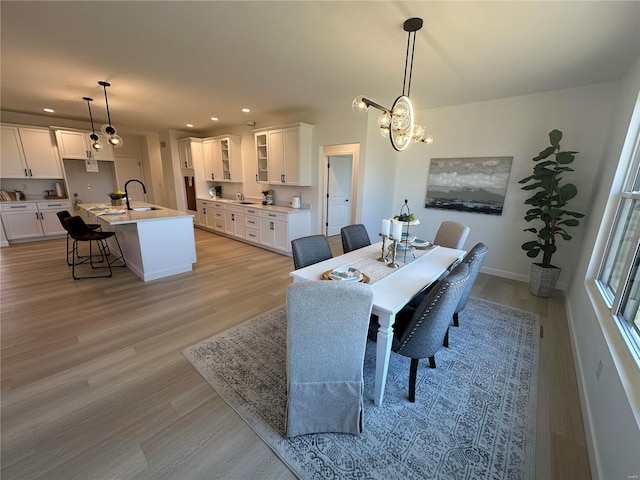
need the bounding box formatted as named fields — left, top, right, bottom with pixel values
left=111, top=198, right=125, bottom=206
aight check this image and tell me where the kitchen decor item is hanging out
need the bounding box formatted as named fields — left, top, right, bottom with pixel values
left=209, top=186, right=217, bottom=198
left=292, top=196, right=301, bottom=209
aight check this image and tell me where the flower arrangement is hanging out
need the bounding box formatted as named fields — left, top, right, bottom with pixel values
left=107, top=190, right=126, bottom=200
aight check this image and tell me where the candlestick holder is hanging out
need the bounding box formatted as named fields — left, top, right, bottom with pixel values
left=387, top=237, right=400, bottom=268
left=378, top=233, right=388, bottom=262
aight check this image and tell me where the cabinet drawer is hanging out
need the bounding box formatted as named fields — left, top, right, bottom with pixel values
left=245, top=228, right=260, bottom=243
left=245, top=215, right=259, bottom=228
left=245, top=207, right=260, bottom=216
left=212, top=202, right=225, bottom=209
left=37, top=201, right=71, bottom=211
left=259, top=210, right=288, bottom=222
left=213, top=209, right=224, bottom=219
left=0, top=202, right=37, bottom=212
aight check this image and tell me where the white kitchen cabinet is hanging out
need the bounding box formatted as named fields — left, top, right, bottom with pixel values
left=211, top=202, right=225, bottom=232
left=0, top=200, right=70, bottom=240
left=259, top=211, right=289, bottom=252
left=202, top=139, right=224, bottom=181
left=256, top=122, right=313, bottom=186
left=224, top=205, right=245, bottom=239
left=196, top=199, right=211, bottom=227
left=255, top=132, right=269, bottom=183
left=202, top=135, right=242, bottom=182
left=178, top=137, right=202, bottom=170
left=54, top=129, right=113, bottom=161
left=244, top=207, right=260, bottom=243
left=1, top=126, right=63, bottom=179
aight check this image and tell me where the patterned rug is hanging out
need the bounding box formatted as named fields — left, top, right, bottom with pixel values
left=183, top=298, right=539, bottom=480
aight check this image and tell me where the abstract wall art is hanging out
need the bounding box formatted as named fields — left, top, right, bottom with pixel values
left=425, top=156, right=513, bottom=215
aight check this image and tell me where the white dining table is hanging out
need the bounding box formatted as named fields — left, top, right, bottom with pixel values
left=289, top=241, right=465, bottom=405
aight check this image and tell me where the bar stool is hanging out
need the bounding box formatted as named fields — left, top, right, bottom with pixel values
left=63, top=215, right=126, bottom=279
left=56, top=211, right=102, bottom=266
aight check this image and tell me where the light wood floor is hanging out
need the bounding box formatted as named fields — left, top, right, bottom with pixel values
left=1, top=230, right=590, bottom=479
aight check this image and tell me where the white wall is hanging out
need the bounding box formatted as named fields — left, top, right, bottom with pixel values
left=389, top=82, right=619, bottom=287
left=565, top=57, right=640, bottom=480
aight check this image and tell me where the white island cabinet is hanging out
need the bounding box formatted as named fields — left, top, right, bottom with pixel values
left=80, top=202, right=196, bottom=282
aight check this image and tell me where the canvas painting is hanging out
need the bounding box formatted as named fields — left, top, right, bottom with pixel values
left=425, top=156, right=513, bottom=215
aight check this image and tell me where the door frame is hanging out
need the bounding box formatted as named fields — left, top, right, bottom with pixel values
left=321, top=143, right=360, bottom=237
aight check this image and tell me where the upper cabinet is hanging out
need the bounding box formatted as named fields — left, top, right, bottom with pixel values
left=202, top=135, right=242, bottom=182
left=54, top=129, right=114, bottom=161
left=255, top=132, right=269, bottom=183
left=1, top=125, right=63, bottom=179
left=254, top=122, right=313, bottom=186
left=177, top=137, right=202, bottom=171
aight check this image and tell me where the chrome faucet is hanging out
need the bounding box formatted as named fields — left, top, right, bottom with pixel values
left=124, top=179, right=147, bottom=210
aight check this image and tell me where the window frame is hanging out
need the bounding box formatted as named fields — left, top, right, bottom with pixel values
left=596, top=118, right=640, bottom=359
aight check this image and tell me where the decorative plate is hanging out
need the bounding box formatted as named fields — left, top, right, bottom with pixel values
left=322, top=269, right=370, bottom=284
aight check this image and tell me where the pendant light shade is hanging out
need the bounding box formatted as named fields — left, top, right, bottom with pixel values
left=352, top=18, right=434, bottom=151
left=83, top=96, right=102, bottom=151
left=98, top=81, right=123, bottom=149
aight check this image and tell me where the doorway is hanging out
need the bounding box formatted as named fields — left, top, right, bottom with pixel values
left=322, top=144, right=360, bottom=237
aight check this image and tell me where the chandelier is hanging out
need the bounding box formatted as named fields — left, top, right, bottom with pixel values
left=352, top=17, right=433, bottom=152
left=98, top=81, right=123, bottom=148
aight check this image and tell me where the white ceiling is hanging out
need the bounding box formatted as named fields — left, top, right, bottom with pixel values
left=1, top=1, right=639, bottom=135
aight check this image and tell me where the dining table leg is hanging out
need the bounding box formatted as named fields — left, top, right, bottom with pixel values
left=374, top=310, right=395, bottom=406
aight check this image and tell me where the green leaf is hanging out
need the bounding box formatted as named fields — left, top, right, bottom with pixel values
left=534, top=146, right=555, bottom=161
left=559, top=184, right=578, bottom=201
left=560, top=233, right=572, bottom=240
left=549, top=129, right=562, bottom=148
left=518, top=175, right=534, bottom=184
left=559, top=218, right=580, bottom=227
left=523, top=227, right=538, bottom=233
left=526, top=249, right=540, bottom=258
left=522, top=241, right=539, bottom=250
left=557, top=151, right=576, bottom=164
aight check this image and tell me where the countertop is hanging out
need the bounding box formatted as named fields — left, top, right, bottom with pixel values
left=197, top=197, right=309, bottom=214
left=80, top=202, right=194, bottom=225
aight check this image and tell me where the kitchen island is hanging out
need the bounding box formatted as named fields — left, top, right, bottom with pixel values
left=79, top=202, right=196, bottom=282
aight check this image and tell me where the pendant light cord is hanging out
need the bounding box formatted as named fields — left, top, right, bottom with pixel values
left=83, top=97, right=97, bottom=134
left=102, top=83, right=112, bottom=127
left=402, top=30, right=417, bottom=97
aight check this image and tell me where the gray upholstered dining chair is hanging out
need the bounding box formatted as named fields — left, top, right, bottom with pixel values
left=291, top=234, right=333, bottom=269
left=285, top=280, right=374, bottom=436
left=433, top=221, right=470, bottom=249
left=341, top=224, right=371, bottom=253
left=452, top=242, right=488, bottom=328
left=390, top=262, right=470, bottom=402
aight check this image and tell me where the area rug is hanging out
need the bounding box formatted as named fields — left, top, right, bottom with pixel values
left=183, top=298, right=539, bottom=480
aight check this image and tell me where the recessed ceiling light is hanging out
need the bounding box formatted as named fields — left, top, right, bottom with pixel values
left=43, top=108, right=54, bottom=113
left=186, top=124, right=194, bottom=128
left=241, top=108, right=250, bottom=113
left=211, top=117, right=219, bottom=121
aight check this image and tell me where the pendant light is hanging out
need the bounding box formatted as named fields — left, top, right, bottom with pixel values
left=98, top=80, right=123, bottom=148
left=83, top=97, right=102, bottom=151
left=353, top=17, right=433, bottom=151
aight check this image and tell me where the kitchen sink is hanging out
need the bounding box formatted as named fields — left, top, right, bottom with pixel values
left=132, top=206, right=161, bottom=211
left=235, top=201, right=255, bottom=205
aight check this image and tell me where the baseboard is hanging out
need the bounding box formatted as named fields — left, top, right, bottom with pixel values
left=480, top=266, right=567, bottom=291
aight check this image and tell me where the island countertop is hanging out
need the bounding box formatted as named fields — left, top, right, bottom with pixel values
left=79, top=202, right=194, bottom=225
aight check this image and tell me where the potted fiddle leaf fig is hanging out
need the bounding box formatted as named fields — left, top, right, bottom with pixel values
left=519, top=129, right=585, bottom=297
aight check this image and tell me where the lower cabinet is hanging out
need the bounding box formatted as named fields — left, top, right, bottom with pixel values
left=260, top=211, right=289, bottom=252
left=211, top=202, right=225, bottom=232
left=194, top=199, right=310, bottom=255
left=1, top=201, right=70, bottom=240
left=224, top=206, right=245, bottom=239
left=244, top=207, right=260, bottom=243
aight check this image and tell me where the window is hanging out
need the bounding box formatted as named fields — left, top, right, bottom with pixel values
left=597, top=113, right=640, bottom=357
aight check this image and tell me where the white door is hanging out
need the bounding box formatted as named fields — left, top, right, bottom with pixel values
left=326, top=154, right=353, bottom=236
left=114, top=156, right=145, bottom=202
